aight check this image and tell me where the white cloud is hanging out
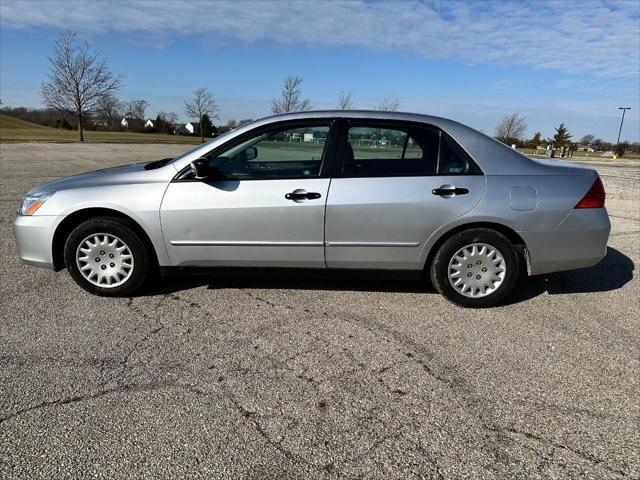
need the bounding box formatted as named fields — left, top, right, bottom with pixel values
left=1, top=0, right=638, bottom=79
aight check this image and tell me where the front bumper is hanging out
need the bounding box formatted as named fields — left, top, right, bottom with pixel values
left=13, top=214, right=59, bottom=269
left=522, top=208, right=611, bottom=276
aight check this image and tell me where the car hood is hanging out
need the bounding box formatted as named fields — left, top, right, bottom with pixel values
left=29, top=161, right=175, bottom=194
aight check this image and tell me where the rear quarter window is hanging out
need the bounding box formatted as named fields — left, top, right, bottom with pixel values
left=439, top=133, right=482, bottom=175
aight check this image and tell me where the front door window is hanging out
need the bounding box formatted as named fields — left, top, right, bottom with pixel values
left=207, top=125, right=330, bottom=179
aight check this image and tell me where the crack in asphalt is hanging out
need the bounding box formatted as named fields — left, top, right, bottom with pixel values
left=100, top=297, right=167, bottom=386
left=212, top=384, right=327, bottom=473
left=328, top=308, right=632, bottom=475
left=487, top=424, right=630, bottom=478
left=0, top=354, right=121, bottom=369
left=210, top=290, right=427, bottom=473
left=230, top=289, right=470, bottom=474
left=0, top=382, right=175, bottom=426
left=240, top=289, right=282, bottom=309
left=74, top=290, right=328, bottom=473
left=102, top=293, right=201, bottom=384
left=235, top=290, right=533, bottom=473
left=0, top=375, right=318, bottom=473
left=280, top=303, right=632, bottom=477
left=5, top=286, right=626, bottom=477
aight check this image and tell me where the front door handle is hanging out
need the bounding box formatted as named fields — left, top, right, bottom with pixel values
left=432, top=185, right=469, bottom=197
left=285, top=189, right=322, bottom=203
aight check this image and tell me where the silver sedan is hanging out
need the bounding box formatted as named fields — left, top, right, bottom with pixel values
left=13, top=111, right=610, bottom=307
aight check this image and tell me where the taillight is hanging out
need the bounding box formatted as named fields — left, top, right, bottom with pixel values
left=575, top=176, right=605, bottom=209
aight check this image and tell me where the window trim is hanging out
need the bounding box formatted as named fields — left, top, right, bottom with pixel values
left=173, top=119, right=338, bottom=182
left=334, top=119, right=483, bottom=179
left=400, top=134, right=409, bottom=159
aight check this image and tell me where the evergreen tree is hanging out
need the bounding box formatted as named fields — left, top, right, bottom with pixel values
left=200, top=114, right=214, bottom=138
left=528, top=131, right=542, bottom=148
left=553, top=123, right=572, bottom=146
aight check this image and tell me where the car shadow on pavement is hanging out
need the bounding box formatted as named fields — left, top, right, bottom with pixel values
left=144, top=269, right=433, bottom=295
left=507, top=246, right=635, bottom=304
left=142, top=247, right=633, bottom=303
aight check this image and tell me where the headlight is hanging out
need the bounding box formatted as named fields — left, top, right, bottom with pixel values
left=20, top=191, right=55, bottom=216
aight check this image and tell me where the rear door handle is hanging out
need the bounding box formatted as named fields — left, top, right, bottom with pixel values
left=285, top=189, right=322, bottom=202
left=432, top=185, right=469, bottom=197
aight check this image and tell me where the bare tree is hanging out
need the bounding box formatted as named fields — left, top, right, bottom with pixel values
left=225, top=119, right=238, bottom=131
left=155, top=111, right=179, bottom=134
left=494, top=113, right=527, bottom=144
left=159, top=111, right=179, bottom=126
left=271, top=76, right=311, bottom=114
left=95, top=94, right=124, bottom=130
left=376, top=98, right=400, bottom=112
left=337, top=91, right=353, bottom=110
left=41, top=31, right=122, bottom=141
left=579, top=134, right=595, bottom=146
left=184, top=88, right=219, bottom=143
left=126, top=99, right=150, bottom=120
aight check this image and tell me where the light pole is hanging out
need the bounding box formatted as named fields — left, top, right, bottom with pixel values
left=616, top=106, right=631, bottom=145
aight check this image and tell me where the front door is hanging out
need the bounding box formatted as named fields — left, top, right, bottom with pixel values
left=325, top=121, right=486, bottom=269
left=161, top=122, right=334, bottom=268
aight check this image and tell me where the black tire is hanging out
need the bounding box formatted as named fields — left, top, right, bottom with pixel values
left=64, top=217, right=150, bottom=297
left=430, top=228, right=520, bottom=308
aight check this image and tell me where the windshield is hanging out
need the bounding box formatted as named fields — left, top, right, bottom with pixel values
left=170, top=131, right=233, bottom=164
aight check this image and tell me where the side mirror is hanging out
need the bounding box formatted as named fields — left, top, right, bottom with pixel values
left=190, top=157, right=210, bottom=179
left=245, top=146, right=258, bottom=161
left=190, top=157, right=227, bottom=180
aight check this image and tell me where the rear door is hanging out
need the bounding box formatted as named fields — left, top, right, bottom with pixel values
left=325, top=120, right=485, bottom=269
left=161, top=121, right=336, bottom=268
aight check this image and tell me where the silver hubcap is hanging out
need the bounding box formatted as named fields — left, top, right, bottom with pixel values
left=76, top=233, right=134, bottom=288
left=447, top=243, right=506, bottom=298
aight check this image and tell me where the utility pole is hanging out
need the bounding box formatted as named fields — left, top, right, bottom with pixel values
left=616, top=106, right=631, bottom=145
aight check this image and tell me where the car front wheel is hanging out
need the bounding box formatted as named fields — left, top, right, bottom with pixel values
left=430, top=228, right=520, bottom=308
left=64, top=217, right=149, bottom=296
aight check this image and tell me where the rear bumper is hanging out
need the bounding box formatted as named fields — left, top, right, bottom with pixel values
left=522, top=208, right=610, bottom=276
left=13, top=214, right=59, bottom=269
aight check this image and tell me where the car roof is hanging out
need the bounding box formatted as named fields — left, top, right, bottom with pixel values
left=255, top=109, right=466, bottom=130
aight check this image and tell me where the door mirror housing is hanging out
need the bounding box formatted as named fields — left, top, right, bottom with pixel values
left=190, top=157, right=226, bottom=180
left=244, top=146, right=258, bottom=161
left=190, top=157, right=210, bottom=179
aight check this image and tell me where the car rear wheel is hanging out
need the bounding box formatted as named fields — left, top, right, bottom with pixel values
left=430, top=228, right=520, bottom=308
left=64, top=217, right=149, bottom=296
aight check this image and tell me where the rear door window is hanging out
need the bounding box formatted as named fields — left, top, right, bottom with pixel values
left=344, top=124, right=439, bottom=176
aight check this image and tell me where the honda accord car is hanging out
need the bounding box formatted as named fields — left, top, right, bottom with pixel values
left=14, top=111, right=610, bottom=307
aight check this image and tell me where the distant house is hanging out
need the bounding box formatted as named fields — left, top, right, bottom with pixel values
left=174, top=123, right=189, bottom=135
left=120, top=117, right=145, bottom=130
left=144, top=119, right=155, bottom=129
left=174, top=122, right=199, bottom=136
left=576, top=144, right=595, bottom=152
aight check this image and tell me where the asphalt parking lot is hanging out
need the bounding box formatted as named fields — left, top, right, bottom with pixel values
left=1, top=143, right=638, bottom=479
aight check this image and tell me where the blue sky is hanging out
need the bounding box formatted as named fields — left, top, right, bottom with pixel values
left=1, top=0, right=639, bottom=142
